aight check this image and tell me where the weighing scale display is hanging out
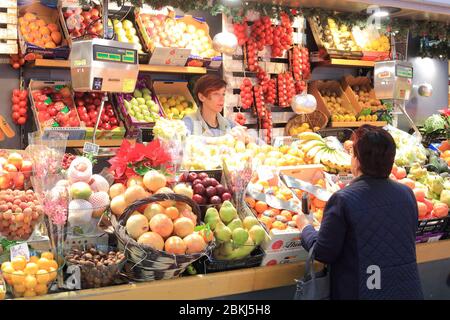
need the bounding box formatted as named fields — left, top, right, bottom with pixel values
left=92, top=44, right=137, bottom=64
left=396, top=65, right=413, bottom=78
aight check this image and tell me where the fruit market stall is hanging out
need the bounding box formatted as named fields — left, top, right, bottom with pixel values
left=0, top=0, right=449, bottom=301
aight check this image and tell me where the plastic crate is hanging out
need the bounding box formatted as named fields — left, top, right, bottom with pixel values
left=193, top=247, right=265, bottom=274
left=416, top=217, right=448, bottom=243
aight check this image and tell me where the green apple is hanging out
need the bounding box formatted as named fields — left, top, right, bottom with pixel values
left=142, top=88, right=151, bottom=96
left=143, top=94, right=152, bottom=101
left=136, top=97, right=145, bottom=105
left=144, top=115, right=153, bottom=122
left=150, top=104, right=159, bottom=113
left=133, top=90, right=143, bottom=98
left=135, top=114, right=144, bottom=121
left=153, top=113, right=160, bottom=119
left=117, top=34, right=128, bottom=43
left=130, top=98, right=138, bottom=106
left=132, top=105, right=140, bottom=112
left=128, top=110, right=135, bottom=117
left=124, top=100, right=131, bottom=109
left=142, top=109, right=150, bottom=116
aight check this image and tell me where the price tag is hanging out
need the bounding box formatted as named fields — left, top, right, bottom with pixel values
left=282, top=175, right=332, bottom=202
left=10, top=243, right=30, bottom=261
left=83, top=142, right=99, bottom=156
left=427, top=235, right=442, bottom=243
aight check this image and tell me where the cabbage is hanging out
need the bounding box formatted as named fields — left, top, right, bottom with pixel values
left=424, top=114, right=446, bottom=133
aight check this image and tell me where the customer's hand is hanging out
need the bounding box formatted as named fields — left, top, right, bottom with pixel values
left=295, top=213, right=311, bottom=233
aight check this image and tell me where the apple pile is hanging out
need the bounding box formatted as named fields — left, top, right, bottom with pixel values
left=179, top=172, right=232, bottom=206
left=32, top=85, right=80, bottom=128
left=74, top=92, right=119, bottom=130
left=277, top=72, right=295, bottom=108
left=239, top=78, right=254, bottom=110
left=113, top=19, right=143, bottom=53
left=11, top=89, right=28, bottom=126
left=0, top=189, right=43, bottom=241
left=0, top=152, right=32, bottom=190
left=63, top=6, right=112, bottom=39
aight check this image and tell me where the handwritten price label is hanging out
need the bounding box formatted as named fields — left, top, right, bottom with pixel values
left=10, top=243, right=30, bottom=261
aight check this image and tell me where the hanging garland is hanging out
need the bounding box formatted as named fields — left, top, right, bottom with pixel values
left=112, top=0, right=449, bottom=58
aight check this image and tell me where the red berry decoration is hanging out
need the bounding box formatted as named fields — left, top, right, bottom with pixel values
left=11, top=89, right=28, bottom=125
left=240, top=78, right=254, bottom=109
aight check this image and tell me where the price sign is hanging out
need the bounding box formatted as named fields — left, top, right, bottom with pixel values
left=64, top=265, right=81, bottom=290
left=83, top=142, right=99, bottom=156
left=10, top=243, right=30, bottom=261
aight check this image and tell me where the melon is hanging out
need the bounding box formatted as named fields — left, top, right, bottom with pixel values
left=164, top=236, right=186, bottom=255
left=173, top=217, right=195, bottom=238
left=124, top=185, right=148, bottom=205
left=173, top=183, right=193, bottom=199
left=156, top=187, right=175, bottom=207
left=88, top=191, right=110, bottom=218
left=89, top=174, right=110, bottom=193
left=137, top=232, right=164, bottom=250
left=126, top=214, right=149, bottom=240
left=109, top=183, right=126, bottom=199
left=149, top=214, right=173, bottom=238
left=126, top=175, right=144, bottom=188
left=110, top=194, right=127, bottom=217
left=68, top=199, right=93, bottom=226
left=144, top=203, right=164, bottom=221
left=184, top=233, right=206, bottom=254
left=67, top=157, right=92, bottom=183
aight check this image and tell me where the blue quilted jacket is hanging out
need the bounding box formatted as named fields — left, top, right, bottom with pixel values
left=301, top=175, right=424, bottom=300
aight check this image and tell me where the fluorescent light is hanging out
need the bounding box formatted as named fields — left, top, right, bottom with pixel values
left=373, top=10, right=389, bottom=17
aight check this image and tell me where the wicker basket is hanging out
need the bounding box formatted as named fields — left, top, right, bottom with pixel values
left=284, top=110, right=328, bottom=136
left=104, top=193, right=215, bottom=282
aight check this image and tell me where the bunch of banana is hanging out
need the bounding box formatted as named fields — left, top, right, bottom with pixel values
left=295, top=132, right=352, bottom=172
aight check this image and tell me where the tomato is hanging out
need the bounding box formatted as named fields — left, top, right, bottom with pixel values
left=12, top=104, right=20, bottom=112
left=77, top=106, right=87, bottom=115
left=12, top=111, right=20, bottom=120
left=18, top=108, right=27, bottom=116
left=48, top=107, right=58, bottom=117
left=17, top=117, right=27, bottom=125
left=106, top=109, right=115, bottom=117
left=13, top=89, right=20, bottom=97
left=110, top=118, right=118, bottom=125
left=11, top=96, right=20, bottom=104
left=89, top=110, right=99, bottom=119
left=18, top=100, right=27, bottom=108
left=86, top=104, right=96, bottom=112
left=103, top=123, right=112, bottom=130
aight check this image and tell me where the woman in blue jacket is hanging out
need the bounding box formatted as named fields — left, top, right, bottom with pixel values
left=296, top=125, right=424, bottom=300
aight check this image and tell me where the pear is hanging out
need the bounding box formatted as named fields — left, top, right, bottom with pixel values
left=243, top=216, right=259, bottom=230
left=214, top=222, right=232, bottom=242
left=227, top=218, right=243, bottom=231
left=232, top=227, right=249, bottom=246
left=204, top=207, right=220, bottom=231
left=248, top=225, right=265, bottom=245
left=133, top=89, right=143, bottom=98
left=219, top=201, right=237, bottom=224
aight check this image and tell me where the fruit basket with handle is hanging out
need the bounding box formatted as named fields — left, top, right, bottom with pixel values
left=101, top=193, right=215, bottom=281
left=284, top=110, right=328, bottom=136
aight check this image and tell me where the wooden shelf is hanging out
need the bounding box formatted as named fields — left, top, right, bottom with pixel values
left=32, top=59, right=207, bottom=74
left=314, top=59, right=375, bottom=68
left=331, top=121, right=387, bottom=128
left=66, top=139, right=134, bottom=148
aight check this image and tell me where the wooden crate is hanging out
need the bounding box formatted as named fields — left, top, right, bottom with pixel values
left=308, top=80, right=356, bottom=118
left=0, top=1, right=17, bottom=54
left=0, top=40, right=17, bottom=54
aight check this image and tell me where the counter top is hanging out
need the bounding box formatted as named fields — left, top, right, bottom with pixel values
left=27, top=239, right=450, bottom=300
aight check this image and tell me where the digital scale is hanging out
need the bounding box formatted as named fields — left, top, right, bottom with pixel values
left=374, top=60, right=419, bottom=137
left=70, top=38, right=139, bottom=93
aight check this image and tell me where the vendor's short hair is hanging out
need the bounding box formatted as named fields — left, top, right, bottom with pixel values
left=194, top=74, right=227, bottom=105
left=351, top=125, right=396, bottom=178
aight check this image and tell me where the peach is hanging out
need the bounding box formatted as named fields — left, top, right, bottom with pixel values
left=164, top=236, right=186, bottom=255
left=47, top=23, right=59, bottom=32
left=50, top=31, right=62, bottom=45
left=44, top=41, right=56, bottom=49
left=39, top=26, right=50, bottom=36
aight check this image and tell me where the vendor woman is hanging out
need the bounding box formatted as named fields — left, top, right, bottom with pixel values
left=183, top=74, right=238, bottom=137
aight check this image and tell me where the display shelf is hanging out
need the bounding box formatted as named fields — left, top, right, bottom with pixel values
left=313, top=59, right=375, bottom=68
left=66, top=139, right=135, bottom=148
left=18, top=240, right=450, bottom=300
left=32, top=59, right=207, bottom=74
left=331, top=121, right=387, bottom=128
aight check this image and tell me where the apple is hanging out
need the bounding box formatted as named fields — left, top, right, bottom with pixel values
left=192, top=179, right=202, bottom=186
left=198, top=172, right=208, bottom=180
left=215, top=184, right=225, bottom=196
left=193, top=194, right=206, bottom=205
left=210, top=196, right=222, bottom=205
left=193, top=184, right=206, bottom=195
left=188, top=172, right=198, bottom=182
left=221, top=193, right=232, bottom=201
left=206, top=186, right=217, bottom=197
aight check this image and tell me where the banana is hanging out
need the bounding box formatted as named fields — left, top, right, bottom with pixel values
left=307, top=145, right=324, bottom=159
left=301, top=140, right=325, bottom=154
left=313, top=147, right=327, bottom=164
left=297, top=132, right=323, bottom=142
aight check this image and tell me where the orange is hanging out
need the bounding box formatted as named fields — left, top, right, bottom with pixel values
left=29, top=23, right=39, bottom=31
left=23, top=13, right=37, bottom=22
left=18, top=17, right=28, bottom=26
left=35, top=283, right=48, bottom=295
left=255, top=201, right=268, bottom=214
left=259, top=216, right=272, bottom=230
left=245, top=197, right=255, bottom=209
left=23, top=289, right=36, bottom=297
left=39, top=26, right=50, bottom=36
left=1, top=261, right=12, bottom=272
left=29, top=256, right=39, bottom=264
left=443, top=150, right=450, bottom=158
left=272, top=221, right=287, bottom=230
left=35, top=270, right=50, bottom=284
left=24, top=262, right=39, bottom=275
left=50, top=31, right=62, bottom=45
left=48, top=267, right=57, bottom=281
left=280, top=210, right=293, bottom=221
left=13, top=283, right=26, bottom=294
left=48, top=260, right=58, bottom=270
left=164, top=206, right=179, bottom=220
left=40, top=252, right=54, bottom=260
left=47, top=23, right=59, bottom=32
left=44, top=41, right=56, bottom=49
left=36, top=19, right=46, bottom=27
left=11, top=256, right=27, bottom=271
left=37, top=258, right=50, bottom=271
left=313, top=198, right=326, bottom=209
left=11, top=270, right=25, bottom=285
left=24, top=275, right=37, bottom=289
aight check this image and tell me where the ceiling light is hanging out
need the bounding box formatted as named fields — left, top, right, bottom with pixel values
left=362, top=6, right=401, bottom=17
left=373, top=10, right=389, bottom=17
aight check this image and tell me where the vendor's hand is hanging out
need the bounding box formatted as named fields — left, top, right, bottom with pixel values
left=295, top=213, right=311, bottom=233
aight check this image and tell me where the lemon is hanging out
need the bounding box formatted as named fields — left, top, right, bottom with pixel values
left=159, top=96, right=167, bottom=104
left=168, top=98, right=176, bottom=107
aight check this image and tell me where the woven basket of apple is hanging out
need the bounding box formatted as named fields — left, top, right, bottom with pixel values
left=105, top=192, right=215, bottom=282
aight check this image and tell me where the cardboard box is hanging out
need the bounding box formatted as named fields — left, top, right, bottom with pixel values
left=260, top=247, right=308, bottom=266
left=114, top=76, right=163, bottom=130
left=152, top=80, right=198, bottom=120
left=18, top=1, right=70, bottom=59
left=28, top=79, right=86, bottom=140
left=341, top=75, right=382, bottom=114
left=308, top=80, right=356, bottom=118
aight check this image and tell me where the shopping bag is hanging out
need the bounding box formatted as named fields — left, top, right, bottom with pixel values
left=294, top=243, right=330, bottom=300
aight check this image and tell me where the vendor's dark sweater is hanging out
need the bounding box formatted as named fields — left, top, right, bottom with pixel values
left=301, top=175, right=424, bottom=300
